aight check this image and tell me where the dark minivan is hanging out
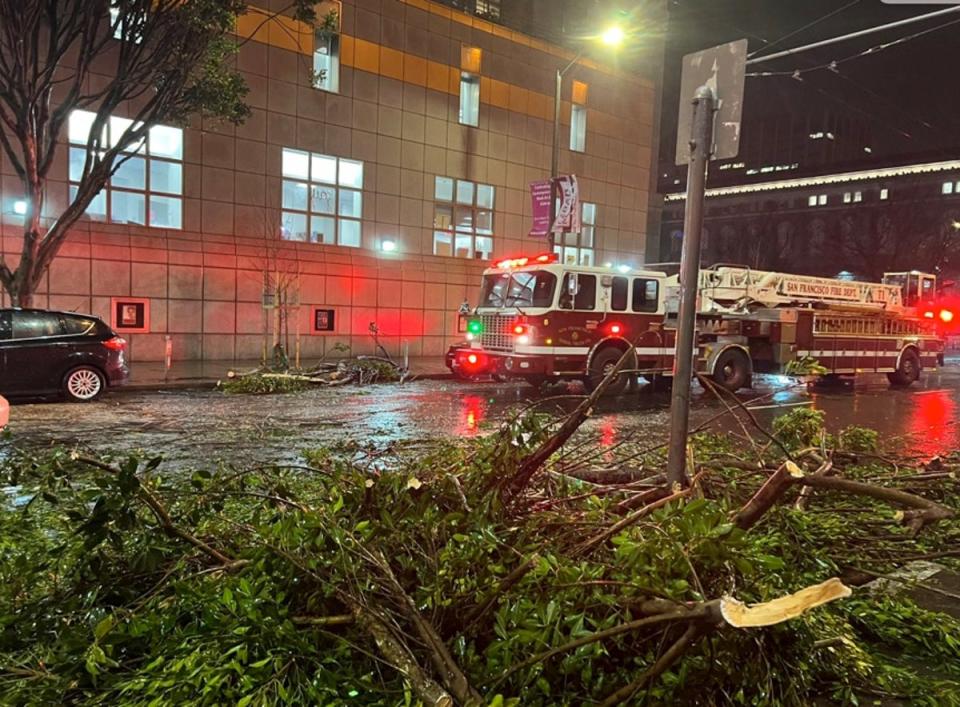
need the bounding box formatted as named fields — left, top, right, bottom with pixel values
left=0, top=309, right=129, bottom=401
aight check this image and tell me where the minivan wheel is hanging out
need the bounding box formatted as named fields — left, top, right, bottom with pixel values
left=63, top=366, right=106, bottom=402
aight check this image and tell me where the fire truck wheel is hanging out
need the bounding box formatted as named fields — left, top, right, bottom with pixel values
left=586, top=347, right=632, bottom=396
left=887, top=349, right=921, bottom=387
left=712, top=348, right=752, bottom=392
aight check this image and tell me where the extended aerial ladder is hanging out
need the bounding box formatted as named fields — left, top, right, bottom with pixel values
left=690, top=266, right=915, bottom=315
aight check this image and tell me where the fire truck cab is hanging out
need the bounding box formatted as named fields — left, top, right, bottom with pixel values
left=446, top=254, right=946, bottom=394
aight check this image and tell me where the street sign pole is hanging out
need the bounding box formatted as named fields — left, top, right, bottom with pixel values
left=666, top=85, right=715, bottom=488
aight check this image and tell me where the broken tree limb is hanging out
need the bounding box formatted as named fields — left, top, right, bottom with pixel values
left=719, top=578, right=852, bottom=628
left=600, top=578, right=852, bottom=705
left=799, top=475, right=955, bottom=530
left=375, top=553, right=483, bottom=707
left=734, top=461, right=806, bottom=531
left=506, top=345, right=639, bottom=501
left=348, top=600, right=454, bottom=707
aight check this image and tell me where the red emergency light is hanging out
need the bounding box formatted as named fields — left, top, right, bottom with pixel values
left=608, top=323, right=623, bottom=335
left=513, top=324, right=527, bottom=335
left=495, top=252, right=557, bottom=269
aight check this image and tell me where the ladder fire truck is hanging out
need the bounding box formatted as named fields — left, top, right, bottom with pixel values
left=446, top=254, right=946, bottom=394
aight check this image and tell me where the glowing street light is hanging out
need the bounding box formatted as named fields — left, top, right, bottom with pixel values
left=601, top=25, right=625, bottom=47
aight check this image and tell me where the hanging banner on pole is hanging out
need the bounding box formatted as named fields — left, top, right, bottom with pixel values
left=529, top=179, right=552, bottom=238
left=553, top=174, right=580, bottom=234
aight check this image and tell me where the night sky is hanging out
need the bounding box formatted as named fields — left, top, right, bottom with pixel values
left=657, top=0, right=960, bottom=188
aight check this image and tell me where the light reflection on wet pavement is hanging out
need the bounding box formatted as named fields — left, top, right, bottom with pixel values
left=5, top=366, right=960, bottom=468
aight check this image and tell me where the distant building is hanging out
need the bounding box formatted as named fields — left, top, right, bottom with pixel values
left=657, top=156, right=960, bottom=281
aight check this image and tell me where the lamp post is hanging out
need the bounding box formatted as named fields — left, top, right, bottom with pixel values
left=548, top=25, right=625, bottom=252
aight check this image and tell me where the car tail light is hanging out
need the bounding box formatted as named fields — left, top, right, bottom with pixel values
left=103, top=336, right=127, bottom=351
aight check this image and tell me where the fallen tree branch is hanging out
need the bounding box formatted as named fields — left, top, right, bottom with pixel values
left=600, top=623, right=704, bottom=706
left=463, top=553, right=541, bottom=632
left=76, top=456, right=238, bottom=567
left=575, top=472, right=706, bottom=557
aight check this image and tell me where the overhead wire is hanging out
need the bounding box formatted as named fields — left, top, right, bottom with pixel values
left=746, top=15, right=960, bottom=78
left=747, top=0, right=863, bottom=59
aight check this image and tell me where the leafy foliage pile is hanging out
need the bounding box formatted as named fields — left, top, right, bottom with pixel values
left=219, top=374, right=312, bottom=395
left=1, top=409, right=959, bottom=705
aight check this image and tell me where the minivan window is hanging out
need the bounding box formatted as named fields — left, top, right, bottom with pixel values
left=632, top=279, right=659, bottom=313
left=12, top=311, right=62, bottom=339
left=560, top=273, right=596, bottom=310
left=62, top=315, right=98, bottom=335
left=611, top=276, right=628, bottom=311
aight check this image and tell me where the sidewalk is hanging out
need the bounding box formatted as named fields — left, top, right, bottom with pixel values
left=122, top=357, right=453, bottom=391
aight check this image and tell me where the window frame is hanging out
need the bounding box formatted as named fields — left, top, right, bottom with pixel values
left=570, top=104, right=587, bottom=152
left=68, top=110, right=184, bottom=229
left=631, top=278, right=660, bottom=313
left=280, top=148, right=364, bottom=247
left=313, top=31, right=341, bottom=93
left=459, top=73, right=480, bottom=127
left=433, top=176, right=495, bottom=260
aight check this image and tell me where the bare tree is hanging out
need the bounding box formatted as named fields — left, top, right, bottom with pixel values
left=0, top=0, right=318, bottom=305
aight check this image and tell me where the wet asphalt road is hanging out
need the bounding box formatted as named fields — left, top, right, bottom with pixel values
left=5, top=364, right=960, bottom=468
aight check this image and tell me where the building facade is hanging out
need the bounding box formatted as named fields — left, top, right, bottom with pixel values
left=658, top=159, right=960, bottom=282
left=0, top=0, right=662, bottom=363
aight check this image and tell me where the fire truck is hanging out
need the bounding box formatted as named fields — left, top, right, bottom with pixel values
left=446, top=254, right=946, bottom=394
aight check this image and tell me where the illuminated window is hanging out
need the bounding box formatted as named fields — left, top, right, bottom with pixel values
left=818, top=194, right=827, bottom=206
left=944, top=181, right=955, bottom=196
left=281, top=148, right=363, bottom=246
left=843, top=192, right=851, bottom=204
left=475, top=0, right=501, bottom=19
left=313, top=32, right=340, bottom=93
left=433, top=177, right=494, bottom=259
left=459, top=74, right=480, bottom=126
left=68, top=110, right=182, bottom=228
left=109, top=2, right=143, bottom=42
left=807, top=195, right=817, bottom=207
left=570, top=105, right=587, bottom=152
left=880, top=188, right=889, bottom=200
left=854, top=191, right=862, bottom=203
left=554, top=202, right=596, bottom=266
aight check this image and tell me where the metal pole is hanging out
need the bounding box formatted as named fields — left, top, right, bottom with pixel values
left=548, top=68, right=562, bottom=252
left=665, top=85, right=715, bottom=488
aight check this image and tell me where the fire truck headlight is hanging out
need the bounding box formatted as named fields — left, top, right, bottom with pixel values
left=466, top=333, right=474, bottom=341
left=466, top=353, right=479, bottom=365
left=941, top=309, right=954, bottom=323
left=517, top=335, right=531, bottom=346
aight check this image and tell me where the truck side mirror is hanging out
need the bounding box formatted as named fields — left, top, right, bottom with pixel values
left=567, top=275, right=578, bottom=297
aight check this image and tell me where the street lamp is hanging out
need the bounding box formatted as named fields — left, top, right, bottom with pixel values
left=548, top=25, right=625, bottom=252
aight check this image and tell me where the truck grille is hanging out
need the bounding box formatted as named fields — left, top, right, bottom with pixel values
left=481, top=314, right=515, bottom=351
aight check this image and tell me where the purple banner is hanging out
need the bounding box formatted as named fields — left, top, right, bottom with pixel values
left=529, top=180, right=552, bottom=238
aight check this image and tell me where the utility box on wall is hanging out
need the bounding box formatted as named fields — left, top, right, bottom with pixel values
left=312, top=307, right=336, bottom=332
left=111, top=297, right=150, bottom=334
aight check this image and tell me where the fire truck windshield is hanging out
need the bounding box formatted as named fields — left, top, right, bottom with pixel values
left=480, top=270, right=557, bottom=309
